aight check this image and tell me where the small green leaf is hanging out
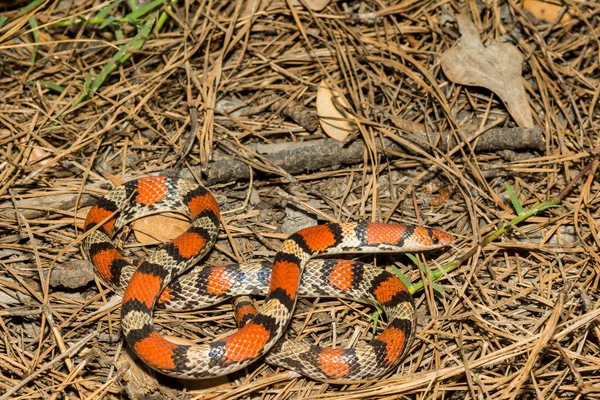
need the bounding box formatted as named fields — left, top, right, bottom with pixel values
left=18, top=0, right=45, bottom=16
left=505, top=183, right=524, bottom=215
left=96, top=0, right=123, bottom=20
left=28, top=16, right=39, bottom=64
left=0, top=16, right=9, bottom=29
left=114, top=26, right=125, bottom=41
left=391, top=265, right=412, bottom=289
left=28, top=80, right=65, bottom=93
left=405, top=253, right=420, bottom=267
left=370, top=307, right=383, bottom=334
left=99, top=16, right=117, bottom=29
left=126, top=0, right=166, bottom=23
left=430, top=281, right=445, bottom=294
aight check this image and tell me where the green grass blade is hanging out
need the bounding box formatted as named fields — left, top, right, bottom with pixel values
left=430, top=281, right=445, bottom=294
left=0, top=16, right=8, bottom=29
left=89, top=16, right=154, bottom=93
left=81, top=69, right=95, bottom=98
left=114, top=26, right=125, bottom=41
left=126, top=0, right=166, bottom=22
left=71, top=16, right=155, bottom=108
left=18, top=0, right=45, bottom=16
left=156, top=0, right=178, bottom=33
left=505, top=183, right=524, bottom=215
left=406, top=253, right=444, bottom=294
left=99, top=16, right=117, bottom=29
left=370, top=307, right=382, bottom=333
left=28, top=80, right=65, bottom=93
left=66, top=0, right=175, bottom=109
left=28, top=16, right=39, bottom=64
left=391, top=265, right=412, bottom=289
left=405, top=253, right=419, bottom=267
left=127, top=0, right=139, bottom=11
left=96, top=0, right=123, bottom=20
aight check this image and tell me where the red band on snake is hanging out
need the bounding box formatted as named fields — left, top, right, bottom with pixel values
left=83, top=176, right=453, bottom=380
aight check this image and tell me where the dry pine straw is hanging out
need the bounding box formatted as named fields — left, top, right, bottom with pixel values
left=0, top=0, right=599, bottom=399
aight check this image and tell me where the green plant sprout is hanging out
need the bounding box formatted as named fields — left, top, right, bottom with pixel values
left=28, top=16, right=39, bottom=64
left=370, top=159, right=596, bottom=333
left=2, top=0, right=177, bottom=107
left=70, top=0, right=178, bottom=108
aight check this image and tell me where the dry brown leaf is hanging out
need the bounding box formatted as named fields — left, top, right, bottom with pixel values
left=302, top=0, right=331, bottom=11
left=132, top=213, right=190, bottom=244
left=101, top=175, right=189, bottom=244
left=316, top=80, right=356, bottom=141
left=289, top=0, right=331, bottom=11
left=523, top=0, right=572, bottom=23
left=73, top=207, right=90, bottom=230
left=28, top=148, right=51, bottom=167
left=440, top=13, right=535, bottom=128
left=388, top=116, right=425, bottom=134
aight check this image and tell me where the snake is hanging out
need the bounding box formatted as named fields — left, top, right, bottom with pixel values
left=83, top=176, right=453, bottom=381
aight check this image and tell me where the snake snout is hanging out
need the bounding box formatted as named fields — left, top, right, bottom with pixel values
left=431, top=229, right=454, bottom=246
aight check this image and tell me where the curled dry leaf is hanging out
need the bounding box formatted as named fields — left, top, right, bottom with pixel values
left=132, top=213, right=190, bottom=244
left=388, top=115, right=425, bottom=134
left=316, top=80, right=356, bottom=141
left=28, top=148, right=51, bottom=167
left=291, top=0, right=331, bottom=12
left=523, top=0, right=572, bottom=23
left=440, top=13, right=535, bottom=128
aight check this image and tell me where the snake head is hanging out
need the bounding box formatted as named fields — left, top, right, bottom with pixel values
left=429, top=228, right=454, bottom=247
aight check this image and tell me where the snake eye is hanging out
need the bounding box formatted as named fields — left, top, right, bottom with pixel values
left=427, top=229, right=439, bottom=244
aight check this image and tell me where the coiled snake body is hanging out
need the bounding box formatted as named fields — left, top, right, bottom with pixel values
left=83, top=176, right=453, bottom=380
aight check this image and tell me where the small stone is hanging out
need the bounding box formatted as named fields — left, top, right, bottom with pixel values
left=50, top=260, right=95, bottom=289
left=281, top=203, right=318, bottom=235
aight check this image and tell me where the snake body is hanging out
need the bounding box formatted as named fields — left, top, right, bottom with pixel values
left=83, top=176, right=453, bottom=380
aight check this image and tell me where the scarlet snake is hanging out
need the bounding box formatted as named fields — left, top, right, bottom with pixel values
left=83, top=176, right=453, bottom=380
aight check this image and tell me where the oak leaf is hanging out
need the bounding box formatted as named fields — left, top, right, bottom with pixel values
left=441, top=13, right=534, bottom=128
left=316, top=80, right=357, bottom=141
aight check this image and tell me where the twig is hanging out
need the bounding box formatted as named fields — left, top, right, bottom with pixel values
left=178, top=127, right=545, bottom=184
left=1, top=128, right=547, bottom=220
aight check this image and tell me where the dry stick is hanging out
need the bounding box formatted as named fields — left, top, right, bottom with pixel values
left=180, top=127, right=545, bottom=185
left=2, top=127, right=543, bottom=221
left=0, top=331, right=96, bottom=400
left=408, top=158, right=596, bottom=294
